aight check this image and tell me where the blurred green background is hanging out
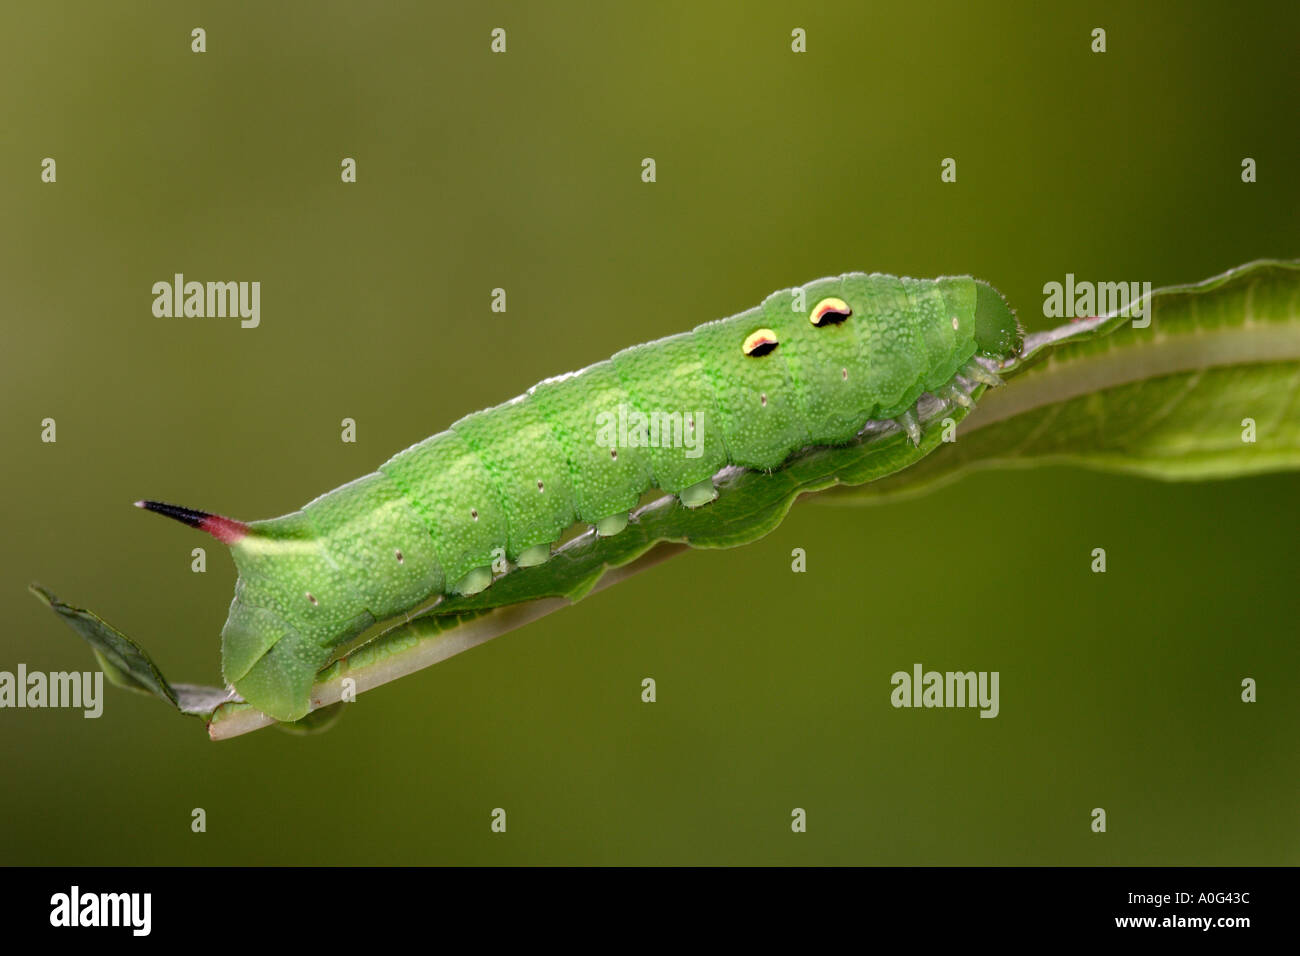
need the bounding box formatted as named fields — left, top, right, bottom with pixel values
left=2, top=1, right=1296, bottom=865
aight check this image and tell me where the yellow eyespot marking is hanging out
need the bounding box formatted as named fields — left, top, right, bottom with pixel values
left=809, top=297, right=852, bottom=327
left=742, top=328, right=779, bottom=357
left=951, top=316, right=960, bottom=330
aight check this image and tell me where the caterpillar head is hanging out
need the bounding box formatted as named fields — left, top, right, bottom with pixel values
left=971, top=280, right=1024, bottom=360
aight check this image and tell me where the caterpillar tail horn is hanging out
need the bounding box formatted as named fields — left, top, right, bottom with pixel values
left=134, top=500, right=250, bottom=545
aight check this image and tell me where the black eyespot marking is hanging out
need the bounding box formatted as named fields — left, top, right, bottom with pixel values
left=810, top=297, right=852, bottom=327
left=395, top=549, right=404, bottom=563
left=306, top=592, right=318, bottom=606
left=742, top=328, right=779, bottom=357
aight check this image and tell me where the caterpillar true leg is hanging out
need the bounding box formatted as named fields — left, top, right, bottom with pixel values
left=961, top=360, right=1004, bottom=387
left=895, top=408, right=922, bottom=446
left=940, top=382, right=974, bottom=409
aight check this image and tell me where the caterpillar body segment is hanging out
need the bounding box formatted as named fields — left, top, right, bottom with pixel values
left=140, top=273, right=1022, bottom=720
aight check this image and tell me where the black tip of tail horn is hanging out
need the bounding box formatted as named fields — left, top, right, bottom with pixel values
left=134, top=500, right=212, bottom=529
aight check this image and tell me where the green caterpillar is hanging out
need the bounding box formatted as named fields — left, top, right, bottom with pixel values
left=139, top=273, right=1022, bottom=721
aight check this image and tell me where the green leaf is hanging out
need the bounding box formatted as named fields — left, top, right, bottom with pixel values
left=29, top=584, right=233, bottom=716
